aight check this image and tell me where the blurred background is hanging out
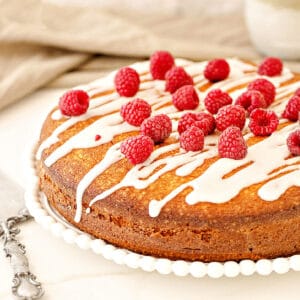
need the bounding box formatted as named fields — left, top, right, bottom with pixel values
left=48, top=0, right=243, bottom=15
left=0, top=0, right=299, bottom=110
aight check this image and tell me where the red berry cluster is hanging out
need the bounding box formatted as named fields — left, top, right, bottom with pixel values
left=118, top=53, right=299, bottom=162
left=119, top=51, right=177, bottom=164
left=58, top=53, right=299, bottom=165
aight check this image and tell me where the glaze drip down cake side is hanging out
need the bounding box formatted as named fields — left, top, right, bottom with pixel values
left=36, top=52, right=300, bottom=262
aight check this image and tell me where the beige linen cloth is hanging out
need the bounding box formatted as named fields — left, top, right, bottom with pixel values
left=0, top=0, right=299, bottom=111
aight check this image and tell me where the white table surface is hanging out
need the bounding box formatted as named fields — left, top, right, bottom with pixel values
left=0, top=88, right=300, bottom=300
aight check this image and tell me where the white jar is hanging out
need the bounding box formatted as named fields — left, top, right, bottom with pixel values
left=245, top=0, right=300, bottom=60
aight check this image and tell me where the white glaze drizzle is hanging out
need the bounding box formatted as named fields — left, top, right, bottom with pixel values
left=149, top=123, right=299, bottom=217
left=258, top=170, right=300, bottom=201
left=35, top=58, right=300, bottom=221
left=75, top=142, right=124, bottom=222
left=85, top=123, right=299, bottom=218
left=88, top=135, right=219, bottom=207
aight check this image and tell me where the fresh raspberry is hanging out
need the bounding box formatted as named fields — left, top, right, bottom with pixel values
left=59, top=90, right=89, bottom=116
left=204, top=59, right=230, bottom=82
left=282, top=95, right=300, bottom=121
left=295, top=88, right=300, bottom=97
left=218, top=126, right=247, bottom=160
left=235, top=90, right=267, bottom=114
left=204, top=89, right=233, bottom=114
left=180, top=126, right=204, bottom=152
left=140, top=114, right=172, bottom=143
left=287, top=130, right=300, bottom=156
left=249, top=108, right=279, bottom=136
left=150, top=50, right=175, bottom=80
left=120, top=98, right=151, bottom=126
left=215, top=104, right=246, bottom=131
left=165, top=66, right=193, bottom=93
left=114, top=67, right=140, bottom=97
left=172, top=85, right=199, bottom=111
left=248, top=78, right=276, bottom=106
left=120, top=135, right=154, bottom=165
left=258, top=57, right=283, bottom=77
left=177, top=112, right=215, bottom=136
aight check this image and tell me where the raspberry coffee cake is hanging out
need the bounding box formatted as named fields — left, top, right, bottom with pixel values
left=36, top=52, right=300, bottom=262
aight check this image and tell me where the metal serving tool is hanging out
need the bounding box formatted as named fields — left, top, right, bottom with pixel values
left=0, top=171, right=44, bottom=299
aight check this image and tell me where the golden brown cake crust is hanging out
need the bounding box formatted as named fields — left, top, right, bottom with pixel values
left=37, top=60, right=300, bottom=262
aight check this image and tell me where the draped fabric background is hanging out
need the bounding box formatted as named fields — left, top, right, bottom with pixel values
left=0, top=0, right=299, bottom=111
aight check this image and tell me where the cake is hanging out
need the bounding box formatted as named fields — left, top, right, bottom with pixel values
left=36, top=52, right=300, bottom=262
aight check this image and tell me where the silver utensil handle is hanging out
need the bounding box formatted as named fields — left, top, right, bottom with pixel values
left=1, top=211, right=44, bottom=299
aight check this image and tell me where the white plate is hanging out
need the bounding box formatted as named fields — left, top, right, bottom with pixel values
left=25, top=143, right=300, bottom=278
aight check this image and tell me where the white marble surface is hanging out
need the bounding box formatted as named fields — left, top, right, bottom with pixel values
left=0, top=89, right=300, bottom=299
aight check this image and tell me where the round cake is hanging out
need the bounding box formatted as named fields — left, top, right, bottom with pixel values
left=36, top=54, right=300, bottom=262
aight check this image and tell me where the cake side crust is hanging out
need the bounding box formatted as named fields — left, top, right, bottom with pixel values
left=39, top=160, right=300, bottom=262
